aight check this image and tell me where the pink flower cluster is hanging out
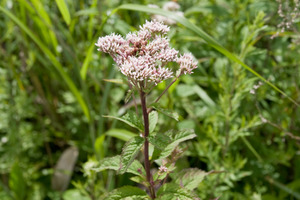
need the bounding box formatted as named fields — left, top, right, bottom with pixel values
left=95, top=21, right=198, bottom=88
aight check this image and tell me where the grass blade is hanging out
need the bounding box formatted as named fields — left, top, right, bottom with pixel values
left=265, top=176, right=300, bottom=199
left=55, top=0, right=71, bottom=25
left=80, top=44, right=95, bottom=80
left=117, top=4, right=299, bottom=107
left=0, top=6, right=90, bottom=121
left=29, top=0, right=58, bottom=52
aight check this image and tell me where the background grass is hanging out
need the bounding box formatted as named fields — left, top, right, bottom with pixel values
left=1, top=0, right=300, bottom=199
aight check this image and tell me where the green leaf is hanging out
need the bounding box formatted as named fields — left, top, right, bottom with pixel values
left=174, top=168, right=210, bottom=190
left=105, top=128, right=136, bottom=142
left=103, top=111, right=144, bottom=132
left=74, top=8, right=99, bottom=16
left=55, top=0, right=71, bottom=25
left=104, top=186, right=148, bottom=200
left=193, top=85, right=216, bottom=107
left=0, top=6, right=90, bottom=121
left=156, top=183, right=197, bottom=200
left=149, top=133, right=172, bottom=150
left=116, top=4, right=299, bottom=107
left=9, top=163, right=26, bottom=200
left=80, top=44, right=94, bottom=80
left=152, top=104, right=179, bottom=121
left=103, top=79, right=125, bottom=84
left=125, top=89, right=133, bottom=103
left=176, top=84, right=195, bottom=97
left=159, top=130, right=196, bottom=159
left=93, top=155, right=145, bottom=176
left=149, top=133, right=172, bottom=160
left=130, top=176, right=147, bottom=185
left=149, top=111, right=158, bottom=133
left=29, top=0, right=58, bottom=51
left=62, top=189, right=91, bottom=200
left=94, top=134, right=105, bottom=159
left=119, top=136, right=145, bottom=174
left=265, top=176, right=300, bottom=199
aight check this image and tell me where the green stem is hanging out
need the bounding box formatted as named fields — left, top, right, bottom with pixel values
left=154, top=77, right=178, bottom=104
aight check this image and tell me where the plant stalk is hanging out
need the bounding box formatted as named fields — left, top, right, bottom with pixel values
left=154, top=77, right=178, bottom=104
left=140, top=90, right=156, bottom=199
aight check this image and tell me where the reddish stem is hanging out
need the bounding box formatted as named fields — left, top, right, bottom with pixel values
left=140, top=90, right=156, bottom=199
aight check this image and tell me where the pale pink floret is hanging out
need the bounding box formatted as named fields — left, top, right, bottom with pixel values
left=119, top=55, right=173, bottom=85
left=95, top=20, right=198, bottom=87
left=95, top=33, right=125, bottom=54
left=145, top=36, right=169, bottom=54
left=140, top=20, right=170, bottom=35
left=119, top=55, right=155, bottom=82
left=137, top=29, right=152, bottom=40
left=149, top=66, right=173, bottom=85
left=176, top=53, right=198, bottom=74
left=159, top=165, right=168, bottom=173
left=156, top=48, right=178, bottom=63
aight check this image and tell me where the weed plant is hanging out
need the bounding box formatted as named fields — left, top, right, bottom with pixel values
left=0, top=0, right=300, bottom=199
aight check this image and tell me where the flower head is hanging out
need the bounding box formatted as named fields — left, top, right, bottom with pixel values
left=95, top=20, right=198, bottom=89
left=95, top=33, right=125, bottom=54
left=176, top=53, right=198, bottom=75
left=140, top=20, right=170, bottom=35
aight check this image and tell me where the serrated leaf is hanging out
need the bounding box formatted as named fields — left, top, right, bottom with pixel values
left=149, top=133, right=171, bottom=150
left=149, top=111, right=158, bottom=133
left=119, top=136, right=145, bottom=174
left=103, top=111, right=143, bottom=132
left=159, top=129, right=197, bottom=159
left=104, top=186, right=148, bottom=200
left=174, top=168, right=210, bottom=190
left=92, top=155, right=145, bottom=176
left=156, top=183, right=198, bottom=200
left=105, top=128, right=135, bottom=142
left=149, top=133, right=172, bottom=160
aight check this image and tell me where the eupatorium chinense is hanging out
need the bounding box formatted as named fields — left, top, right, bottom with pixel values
left=95, top=20, right=198, bottom=90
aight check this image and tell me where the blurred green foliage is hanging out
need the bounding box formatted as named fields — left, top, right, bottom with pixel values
left=0, top=0, right=300, bottom=199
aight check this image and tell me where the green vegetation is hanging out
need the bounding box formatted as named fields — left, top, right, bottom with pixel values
left=0, top=0, right=300, bottom=199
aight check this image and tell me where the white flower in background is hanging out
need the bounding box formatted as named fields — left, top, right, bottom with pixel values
left=148, top=2, right=184, bottom=25
left=1, top=137, right=8, bottom=143
left=163, top=1, right=180, bottom=11
left=95, top=21, right=198, bottom=89
left=249, top=81, right=263, bottom=95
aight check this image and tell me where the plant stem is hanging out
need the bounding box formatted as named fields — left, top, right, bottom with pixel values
left=147, top=77, right=179, bottom=114
left=154, top=77, right=178, bottom=104
left=140, top=90, right=156, bottom=199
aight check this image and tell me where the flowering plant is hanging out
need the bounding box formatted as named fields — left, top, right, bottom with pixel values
left=94, top=21, right=209, bottom=199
